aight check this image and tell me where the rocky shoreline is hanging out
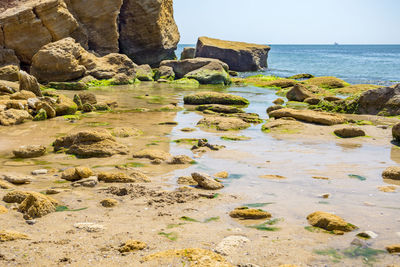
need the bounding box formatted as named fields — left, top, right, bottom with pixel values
left=0, top=0, right=400, bottom=266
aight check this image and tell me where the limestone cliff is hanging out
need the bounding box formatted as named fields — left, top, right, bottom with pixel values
left=0, top=0, right=180, bottom=66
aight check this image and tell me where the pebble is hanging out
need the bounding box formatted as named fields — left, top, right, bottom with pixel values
left=351, top=238, right=368, bottom=247
left=31, top=169, right=48, bottom=175
left=3, top=175, right=32, bottom=185
left=215, top=235, right=250, bottom=256
left=357, top=231, right=378, bottom=239
left=318, top=193, right=330, bottom=199
left=25, top=220, right=36, bottom=225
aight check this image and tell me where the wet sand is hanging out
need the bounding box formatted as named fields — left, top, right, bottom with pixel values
left=0, top=83, right=399, bottom=266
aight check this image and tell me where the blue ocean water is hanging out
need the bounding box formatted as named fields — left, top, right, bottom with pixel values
left=176, top=44, right=400, bottom=86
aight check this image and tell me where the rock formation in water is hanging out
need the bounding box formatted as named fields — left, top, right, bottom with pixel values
left=0, top=0, right=180, bottom=69
left=195, top=36, right=270, bottom=72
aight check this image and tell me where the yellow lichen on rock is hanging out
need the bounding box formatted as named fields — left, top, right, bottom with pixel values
left=307, top=211, right=357, bottom=233
left=100, top=198, right=118, bottom=208
left=18, top=192, right=59, bottom=218
left=0, top=205, right=8, bottom=214
left=3, top=190, right=31, bottom=203
left=229, top=207, right=271, bottom=220
left=142, top=248, right=233, bottom=267
left=118, top=240, right=147, bottom=253
left=214, top=171, right=229, bottom=179
left=0, top=230, right=30, bottom=242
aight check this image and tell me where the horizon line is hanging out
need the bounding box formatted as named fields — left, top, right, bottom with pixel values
left=178, top=43, right=400, bottom=46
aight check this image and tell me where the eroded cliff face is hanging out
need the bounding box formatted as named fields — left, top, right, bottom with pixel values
left=0, top=0, right=180, bottom=66
left=119, top=0, right=180, bottom=66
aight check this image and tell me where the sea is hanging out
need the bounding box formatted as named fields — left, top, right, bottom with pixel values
left=176, top=44, right=400, bottom=86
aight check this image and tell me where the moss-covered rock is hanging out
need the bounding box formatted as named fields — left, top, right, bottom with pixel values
left=48, top=82, right=88, bottom=91
left=184, top=68, right=231, bottom=85
left=169, top=78, right=200, bottom=88
left=304, top=76, right=349, bottom=89
left=135, top=64, right=154, bottom=81
left=55, top=95, right=78, bottom=116
left=229, top=207, right=271, bottom=219
left=330, top=84, right=380, bottom=95
left=289, top=73, right=314, bottom=80
left=184, top=92, right=249, bottom=106
left=197, top=116, right=250, bottom=131
left=33, top=109, right=47, bottom=121
left=196, top=104, right=244, bottom=114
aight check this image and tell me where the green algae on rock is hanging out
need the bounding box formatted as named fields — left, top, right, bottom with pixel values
left=307, top=211, right=357, bottom=234
left=184, top=91, right=249, bottom=106
left=304, top=76, right=350, bottom=89
left=229, top=207, right=272, bottom=220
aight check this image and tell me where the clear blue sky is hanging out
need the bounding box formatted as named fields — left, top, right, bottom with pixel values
left=174, top=0, right=400, bottom=44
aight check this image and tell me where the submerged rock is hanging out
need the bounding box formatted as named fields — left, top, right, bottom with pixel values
left=13, top=145, right=46, bottom=158
left=191, top=172, right=224, bottom=190
left=197, top=116, right=250, bottom=131
left=110, top=127, right=142, bottom=138
left=167, top=155, right=193, bottom=165
left=48, top=82, right=88, bottom=91
left=386, top=244, right=400, bottom=254
left=0, top=205, right=8, bottom=214
left=289, top=74, right=314, bottom=80
left=334, top=127, right=366, bottom=138
left=196, top=104, right=244, bottom=114
left=229, top=207, right=271, bottom=220
left=132, top=149, right=172, bottom=161
left=184, top=91, right=249, bottom=106
left=196, top=37, right=270, bottom=72
left=307, top=211, right=357, bottom=233
left=118, top=240, right=147, bottom=253
left=269, top=108, right=346, bottom=126
left=53, top=130, right=128, bottom=158
left=142, top=248, right=232, bottom=267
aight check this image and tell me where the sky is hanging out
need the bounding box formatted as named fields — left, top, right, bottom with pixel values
left=174, top=0, right=400, bottom=45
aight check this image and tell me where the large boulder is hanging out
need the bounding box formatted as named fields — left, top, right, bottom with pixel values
left=53, top=130, right=129, bottom=158
left=30, top=38, right=87, bottom=82
left=64, top=0, right=122, bottom=55
left=195, top=36, right=271, bottom=72
left=0, top=0, right=83, bottom=64
left=31, top=38, right=137, bottom=82
left=160, top=58, right=230, bottom=84
left=118, top=0, right=180, bottom=66
left=357, top=84, right=400, bottom=116
left=269, top=108, right=346, bottom=126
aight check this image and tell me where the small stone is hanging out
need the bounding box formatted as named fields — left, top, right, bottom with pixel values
left=229, top=207, right=271, bottom=220
left=180, top=127, right=196, bottom=132
left=73, top=223, right=105, bottom=232
left=133, top=149, right=172, bottom=161
left=214, top=171, right=229, bottom=179
left=25, top=220, right=36, bottom=225
left=318, top=193, right=330, bottom=199
left=334, top=127, right=366, bottom=138
left=118, top=240, right=147, bottom=253
left=382, top=166, right=400, bottom=180
left=191, top=172, right=224, bottom=190
left=150, top=159, right=163, bottom=165
left=100, top=198, right=118, bottom=208
left=31, top=169, right=48, bottom=175
left=0, top=205, right=8, bottom=214
left=45, top=189, right=61, bottom=195
left=357, top=231, right=378, bottom=239
left=273, top=98, right=285, bottom=105
left=378, top=185, right=397, bottom=193
left=0, top=180, right=13, bottom=189
left=386, top=244, right=400, bottom=254
left=71, top=177, right=98, bottom=188
left=98, top=172, right=136, bottom=183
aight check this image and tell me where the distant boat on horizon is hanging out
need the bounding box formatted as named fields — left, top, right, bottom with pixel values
left=334, top=42, right=339, bottom=46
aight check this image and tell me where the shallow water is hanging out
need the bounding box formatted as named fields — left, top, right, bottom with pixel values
left=1, top=83, right=399, bottom=265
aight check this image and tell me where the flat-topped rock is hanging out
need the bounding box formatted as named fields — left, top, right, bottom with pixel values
left=184, top=91, right=249, bottom=106
left=307, top=211, right=357, bottom=233
left=269, top=108, right=346, bottom=126
left=196, top=36, right=270, bottom=72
